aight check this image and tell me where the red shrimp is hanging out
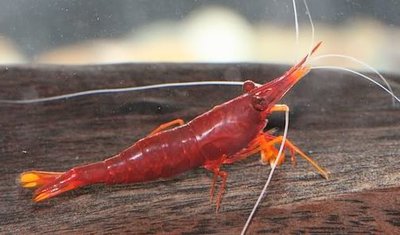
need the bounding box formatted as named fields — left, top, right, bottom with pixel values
left=19, top=42, right=328, bottom=209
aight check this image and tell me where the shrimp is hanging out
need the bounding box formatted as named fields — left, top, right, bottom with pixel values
left=19, top=42, right=328, bottom=209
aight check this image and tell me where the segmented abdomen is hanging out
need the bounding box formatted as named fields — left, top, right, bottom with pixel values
left=103, top=125, right=205, bottom=184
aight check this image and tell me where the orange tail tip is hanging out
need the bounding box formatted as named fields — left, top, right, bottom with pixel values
left=32, top=170, right=83, bottom=202
left=19, top=171, right=63, bottom=189
left=34, top=183, right=78, bottom=202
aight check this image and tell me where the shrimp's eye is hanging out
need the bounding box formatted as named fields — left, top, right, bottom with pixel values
left=252, top=95, right=267, bottom=111
left=243, top=80, right=257, bottom=93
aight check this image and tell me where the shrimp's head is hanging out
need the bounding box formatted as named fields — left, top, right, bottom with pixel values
left=247, top=41, right=321, bottom=115
left=248, top=65, right=310, bottom=114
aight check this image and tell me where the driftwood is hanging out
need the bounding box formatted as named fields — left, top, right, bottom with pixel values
left=0, top=63, right=399, bottom=234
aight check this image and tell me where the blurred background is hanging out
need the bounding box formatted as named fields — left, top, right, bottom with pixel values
left=0, top=0, right=399, bottom=73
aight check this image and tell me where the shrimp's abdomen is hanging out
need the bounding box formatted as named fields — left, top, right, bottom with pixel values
left=106, top=127, right=205, bottom=184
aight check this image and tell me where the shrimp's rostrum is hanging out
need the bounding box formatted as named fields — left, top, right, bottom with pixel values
left=20, top=42, right=328, bottom=210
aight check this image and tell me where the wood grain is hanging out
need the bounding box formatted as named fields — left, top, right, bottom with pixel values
left=0, top=64, right=399, bottom=234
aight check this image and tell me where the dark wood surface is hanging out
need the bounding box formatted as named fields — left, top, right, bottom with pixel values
left=0, top=63, right=399, bottom=234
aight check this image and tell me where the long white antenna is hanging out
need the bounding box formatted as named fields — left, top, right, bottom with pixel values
left=311, top=54, right=396, bottom=105
left=303, top=0, right=315, bottom=61
left=0, top=81, right=248, bottom=104
left=292, top=0, right=300, bottom=46
left=241, top=108, right=290, bottom=235
left=311, top=65, right=400, bottom=104
left=292, top=0, right=300, bottom=61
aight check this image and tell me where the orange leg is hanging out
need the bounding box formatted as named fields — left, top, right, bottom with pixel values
left=270, top=104, right=289, bottom=112
left=225, top=133, right=328, bottom=179
left=224, top=102, right=329, bottom=179
left=148, top=118, right=184, bottom=136
left=259, top=135, right=329, bottom=179
left=261, top=103, right=292, bottom=166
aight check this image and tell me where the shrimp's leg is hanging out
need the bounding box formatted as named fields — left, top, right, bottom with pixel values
left=225, top=133, right=328, bottom=179
left=204, top=157, right=228, bottom=211
left=19, top=171, right=64, bottom=189
left=148, top=118, right=184, bottom=136
left=259, top=134, right=329, bottom=179
left=224, top=103, right=328, bottom=178
left=266, top=104, right=298, bottom=165
left=271, top=103, right=289, bottom=112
